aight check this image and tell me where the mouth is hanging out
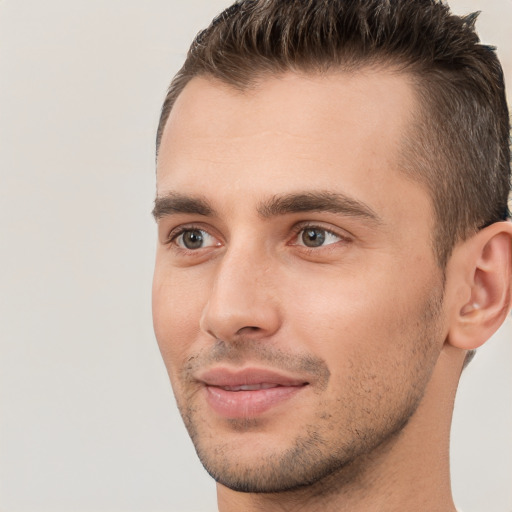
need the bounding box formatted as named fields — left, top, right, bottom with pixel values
left=197, top=368, right=309, bottom=418
left=217, top=383, right=288, bottom=391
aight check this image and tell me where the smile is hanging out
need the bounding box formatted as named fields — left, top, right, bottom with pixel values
left=197, top=368, right=309, bottom=418
left=219, top=383, right=283, bottom=391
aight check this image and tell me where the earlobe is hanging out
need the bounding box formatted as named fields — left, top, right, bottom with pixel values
left=447, top=222, right=512, bottom=351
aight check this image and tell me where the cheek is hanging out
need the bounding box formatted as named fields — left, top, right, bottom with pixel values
left=286, top=263, right=438, bottom=363
left=290, top=275, right=442, bottom=418
left=152, top=263, right=207, bottom=370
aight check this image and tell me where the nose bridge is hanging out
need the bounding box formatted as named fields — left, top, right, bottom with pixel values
left=199, top=237, right=280, bottom=340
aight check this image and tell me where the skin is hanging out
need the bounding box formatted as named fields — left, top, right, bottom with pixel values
left=152, top=70, right=510, bottom=511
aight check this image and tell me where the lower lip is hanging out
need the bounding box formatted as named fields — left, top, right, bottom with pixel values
left=205, top=385, right=306, bottom=418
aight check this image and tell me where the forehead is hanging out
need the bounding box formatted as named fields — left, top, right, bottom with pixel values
left=156, top=70, right=430, bottom=230
left=158, top=69, right=416, bottom=172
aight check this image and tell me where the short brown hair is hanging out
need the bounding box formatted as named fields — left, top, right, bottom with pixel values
left=156, top=0, right=511, bottom=267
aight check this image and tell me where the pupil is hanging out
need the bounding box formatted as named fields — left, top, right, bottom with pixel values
left=302, top=228, right=325, bottom=247
left=183, top=230, right=203, bottom=249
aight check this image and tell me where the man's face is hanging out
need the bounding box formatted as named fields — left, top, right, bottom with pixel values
left=153, top=71, right=447, bottom=492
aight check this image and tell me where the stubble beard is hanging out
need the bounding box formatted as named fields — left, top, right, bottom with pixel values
left=173, top=286, right=445, bottom=495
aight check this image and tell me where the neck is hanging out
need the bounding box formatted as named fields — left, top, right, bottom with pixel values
left=216, top=346, right=463, bottom=512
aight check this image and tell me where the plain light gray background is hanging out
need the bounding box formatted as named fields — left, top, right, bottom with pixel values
left=0, top=1, right=510, bottom=511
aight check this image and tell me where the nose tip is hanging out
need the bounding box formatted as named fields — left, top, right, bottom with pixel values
left=200, top=292, right=281, bottom=343
left=199, top=256, right=281, bottom=343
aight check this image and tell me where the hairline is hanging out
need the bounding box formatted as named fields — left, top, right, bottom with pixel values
left=156, top=63, right=452, bottom=264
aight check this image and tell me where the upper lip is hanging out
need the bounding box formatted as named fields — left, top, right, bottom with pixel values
left=196, top=367, right=309, bottom=388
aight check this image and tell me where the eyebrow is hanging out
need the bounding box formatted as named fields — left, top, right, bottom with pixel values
left=152, top=190, right=381, bottom=224
left=257, top=191, right=381, bottom=223
left=152, top=192, right=215, bottom=219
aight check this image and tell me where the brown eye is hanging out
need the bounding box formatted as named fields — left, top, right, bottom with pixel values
left=295, top=226, right=343, bottom=248
left=181, top=230, right=204, bottom=249
left=175, top=229, right=217, bottom=250
left=301, top=228, right=326, bottom=247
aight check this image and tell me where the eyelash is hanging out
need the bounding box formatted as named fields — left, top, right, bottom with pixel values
left=166, top=224, right=214, bottom=246
left=164, top=223, right=351, bottom=252
left=289, top=223, right=351, bottom=248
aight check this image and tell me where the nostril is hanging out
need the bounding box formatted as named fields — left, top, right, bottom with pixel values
left=236, top=326, right=262, bottom=335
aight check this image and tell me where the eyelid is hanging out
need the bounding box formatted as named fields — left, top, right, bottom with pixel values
left=289, top=222, right=353, bottom=244
left=162, top=221, right=352, bottom=253
left=166, top=223, right=222, bottom=248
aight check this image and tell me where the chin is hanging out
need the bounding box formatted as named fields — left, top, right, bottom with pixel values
left=187, top=409, right=413, bottom=495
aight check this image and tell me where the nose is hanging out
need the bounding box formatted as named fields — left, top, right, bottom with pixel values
left=199, top=244, right=282, bottom=343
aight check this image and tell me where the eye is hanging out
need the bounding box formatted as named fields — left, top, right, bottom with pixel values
left=296, top=227, right=343, bottom=248
left=173, top=228, right=219, bottom=250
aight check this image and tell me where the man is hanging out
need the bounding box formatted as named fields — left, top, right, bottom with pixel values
left=151, top=1, right=511, bottom=510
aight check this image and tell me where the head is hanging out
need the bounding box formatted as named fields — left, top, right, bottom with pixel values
left=156, top=0, right=510, bottom=268
left=152, top=0, right=512, bottom=503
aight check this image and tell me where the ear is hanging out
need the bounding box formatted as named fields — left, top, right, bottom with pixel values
left=447, top=221, right=512, bottom=351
